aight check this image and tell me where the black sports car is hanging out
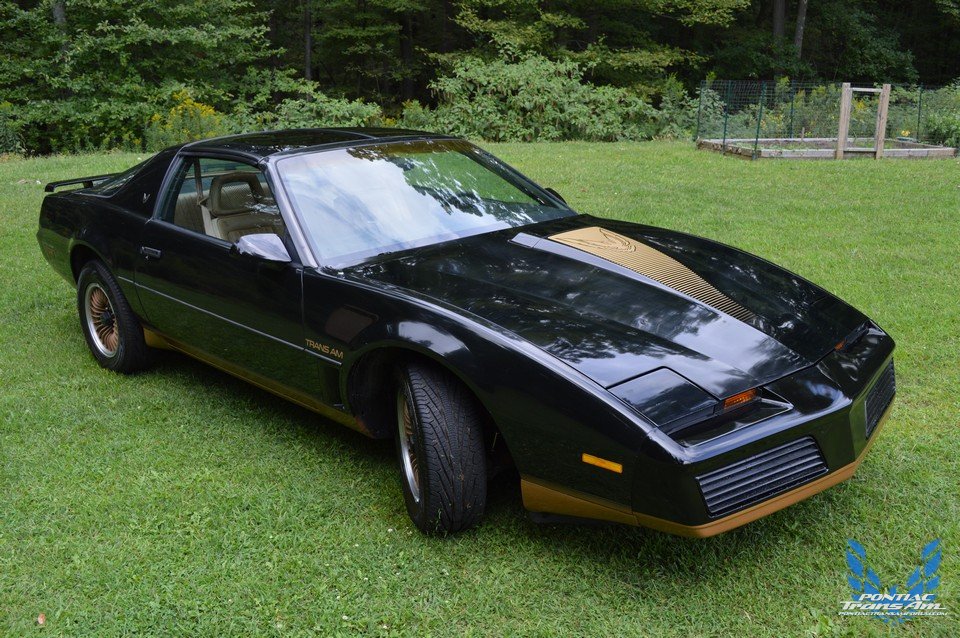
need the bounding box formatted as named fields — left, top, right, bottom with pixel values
left=37, top=128, right=896, bottom=536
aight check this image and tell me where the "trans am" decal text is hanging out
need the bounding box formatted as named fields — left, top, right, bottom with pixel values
left=306, top=338, right=344, bottom=359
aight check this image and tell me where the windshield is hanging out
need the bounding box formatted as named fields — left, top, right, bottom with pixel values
left=275, top=139, right=574, bottom=266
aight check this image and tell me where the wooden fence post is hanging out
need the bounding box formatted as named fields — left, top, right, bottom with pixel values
left=836, top=82, right=852, bottom=159
left=874, top=83, right=891, bottom=159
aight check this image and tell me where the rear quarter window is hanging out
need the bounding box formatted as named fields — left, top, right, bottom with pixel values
left=102, top=148, right=178, bottom=216
left=88, top=158, right=152, bottom=196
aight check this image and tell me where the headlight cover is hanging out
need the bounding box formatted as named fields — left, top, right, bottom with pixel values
left=609, top=368, right=717, bottom=433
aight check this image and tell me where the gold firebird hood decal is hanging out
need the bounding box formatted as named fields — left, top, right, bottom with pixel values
left=549, top=226, right=755, bottom=323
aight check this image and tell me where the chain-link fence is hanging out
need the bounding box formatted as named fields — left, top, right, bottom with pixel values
left=695, top=80, right=960, bottom=158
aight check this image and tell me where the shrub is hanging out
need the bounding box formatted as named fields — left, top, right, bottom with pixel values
left=0, top=102, right=23, bottom=154
left=13, top=98, right=153, bottom=154
left=233, top=84, right=382, bottom=132
left=919, top=83, right=960, bottom=146
left=926, top=113, right=960, bottom=147
left=144, top=90, right=229, bottom=151
left=402, top=54, right=656, bottom=142
left=653, top=78, right=701, bottom=139
left=397, top=100, right=434, bottom=131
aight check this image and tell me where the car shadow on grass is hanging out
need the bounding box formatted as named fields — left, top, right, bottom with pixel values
left=129, top=345, right=863, bottom=584
left=146, top=347, right=397, bottom=459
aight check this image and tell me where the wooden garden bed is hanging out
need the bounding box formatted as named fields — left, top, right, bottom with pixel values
left=698, top=137, right=957, bottom=160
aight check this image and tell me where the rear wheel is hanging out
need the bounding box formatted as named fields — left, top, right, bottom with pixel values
left=77, top=260, right=150, bottom=373
left=395, top=361, right=487, bottom=534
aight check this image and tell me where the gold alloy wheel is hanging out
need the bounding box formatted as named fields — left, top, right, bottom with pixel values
left=397, top=388, right=422, bottom=503
left=84, top=283, right=119, bottom=357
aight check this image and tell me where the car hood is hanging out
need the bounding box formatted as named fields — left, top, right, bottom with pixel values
left=348, top=215, right=868, bottom=398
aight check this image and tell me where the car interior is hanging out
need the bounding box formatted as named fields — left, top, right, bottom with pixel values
left=171, top=162, right=286, bottom=243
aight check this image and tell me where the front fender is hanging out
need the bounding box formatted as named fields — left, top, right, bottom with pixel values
left=341, top=319, right=483, bottom=402
left=337, top=296, right=659, bottom=508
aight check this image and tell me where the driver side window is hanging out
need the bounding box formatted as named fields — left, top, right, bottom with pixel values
left=164, top=157, right=285, bottom=243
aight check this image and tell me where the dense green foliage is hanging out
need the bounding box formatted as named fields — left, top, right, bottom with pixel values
left=917, top=83, right=960, bottom=147
left=2, top=0, right=960, bottom=152
left=927, top=112, right=960, bottom=147
left=2, top=145, right=959, bottom=635
left=399, top=55, right=657, bottom=141
left=1, top=0, right=277, bottom=153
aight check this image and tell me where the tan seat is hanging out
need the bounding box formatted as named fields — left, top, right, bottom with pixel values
left=202, top=172, right=285, bottom=242
left=173, top=191, right=204, bottom=234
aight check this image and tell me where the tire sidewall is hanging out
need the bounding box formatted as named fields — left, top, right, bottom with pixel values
left=76, top=261, right=139, bottom=372
left=394, top=372, right=433, bottom=530
left=393, top=362, right=487, bottom=534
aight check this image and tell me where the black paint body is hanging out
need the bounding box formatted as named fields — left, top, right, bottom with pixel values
left=37, top=128, right=895, bottom=528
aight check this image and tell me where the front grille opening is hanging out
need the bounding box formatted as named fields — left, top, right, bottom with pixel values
left=865, top=360, right=896, bottom=439
left=696, top=437, right=828, bottom=518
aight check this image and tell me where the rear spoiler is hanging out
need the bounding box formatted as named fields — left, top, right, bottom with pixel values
left=44, top=173, right=116, bottom=193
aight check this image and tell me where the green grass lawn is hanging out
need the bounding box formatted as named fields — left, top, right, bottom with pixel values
left=1, top=143, right=958, bottom=637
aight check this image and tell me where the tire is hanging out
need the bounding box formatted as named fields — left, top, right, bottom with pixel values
left=76, top=260, right=150, bottom=373
left=395, top=361, right=487, bottom=534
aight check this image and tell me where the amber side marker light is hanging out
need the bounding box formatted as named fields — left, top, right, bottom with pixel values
left=582, top=453, right=623, bottom=474
left=723, top=388, right=758, bottom=411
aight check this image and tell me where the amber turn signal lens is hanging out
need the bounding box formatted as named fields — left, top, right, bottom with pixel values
left=581, top=453, right=623, bottom=474
left=723, top=388, right=758, bottom=410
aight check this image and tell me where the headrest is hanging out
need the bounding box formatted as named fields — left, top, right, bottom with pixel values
left=208, top=172, right=265, bottom=217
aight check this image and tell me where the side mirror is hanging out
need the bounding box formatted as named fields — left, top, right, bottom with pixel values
left=545, top=187, right=567, bottom=205
left=232, top=233, right=291, bottom=264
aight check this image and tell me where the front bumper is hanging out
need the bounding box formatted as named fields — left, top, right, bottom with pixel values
left=523, top=401, right=889, bottom=536
left=522, top=331, right=896, bottom=537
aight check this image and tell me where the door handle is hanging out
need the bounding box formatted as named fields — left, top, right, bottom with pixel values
left=140, top=246, right=162, bottom=260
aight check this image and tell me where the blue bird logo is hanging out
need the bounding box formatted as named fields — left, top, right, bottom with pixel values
left=845, top=539, right=942, bottom=624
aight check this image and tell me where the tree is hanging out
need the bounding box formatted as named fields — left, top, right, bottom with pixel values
left=0, top=0, right=276, bottom=152
left=773, top=0, right=785, bottom=40
left=303, top=0, right=313, bottom=80
left=3, top=0, right=960, bottom=153
left=449, top=0, right=750, bottom=95
left=793, top=0, right=808, bottom=59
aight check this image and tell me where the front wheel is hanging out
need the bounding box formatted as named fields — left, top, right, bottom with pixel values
left=77, top=260, right=150, bottom=373
left=395, top=362, right=487, bottom=534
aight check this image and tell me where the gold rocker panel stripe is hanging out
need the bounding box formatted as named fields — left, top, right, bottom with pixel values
left=143, top=327, right=371, bottom=437
left=549, top=226, right=755, bottom=323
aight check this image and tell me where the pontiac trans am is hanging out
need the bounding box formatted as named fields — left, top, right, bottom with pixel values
left=37, top=128, right=896, bottom=535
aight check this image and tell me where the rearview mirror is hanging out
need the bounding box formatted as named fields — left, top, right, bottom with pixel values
left=233, top=233, right=291, bottom=264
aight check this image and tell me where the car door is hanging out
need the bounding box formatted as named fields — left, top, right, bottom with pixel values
left=135, top=154, right=318, bottom=396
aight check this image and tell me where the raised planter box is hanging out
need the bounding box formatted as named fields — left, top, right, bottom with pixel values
left=698, top=137, right=957, bottom=160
